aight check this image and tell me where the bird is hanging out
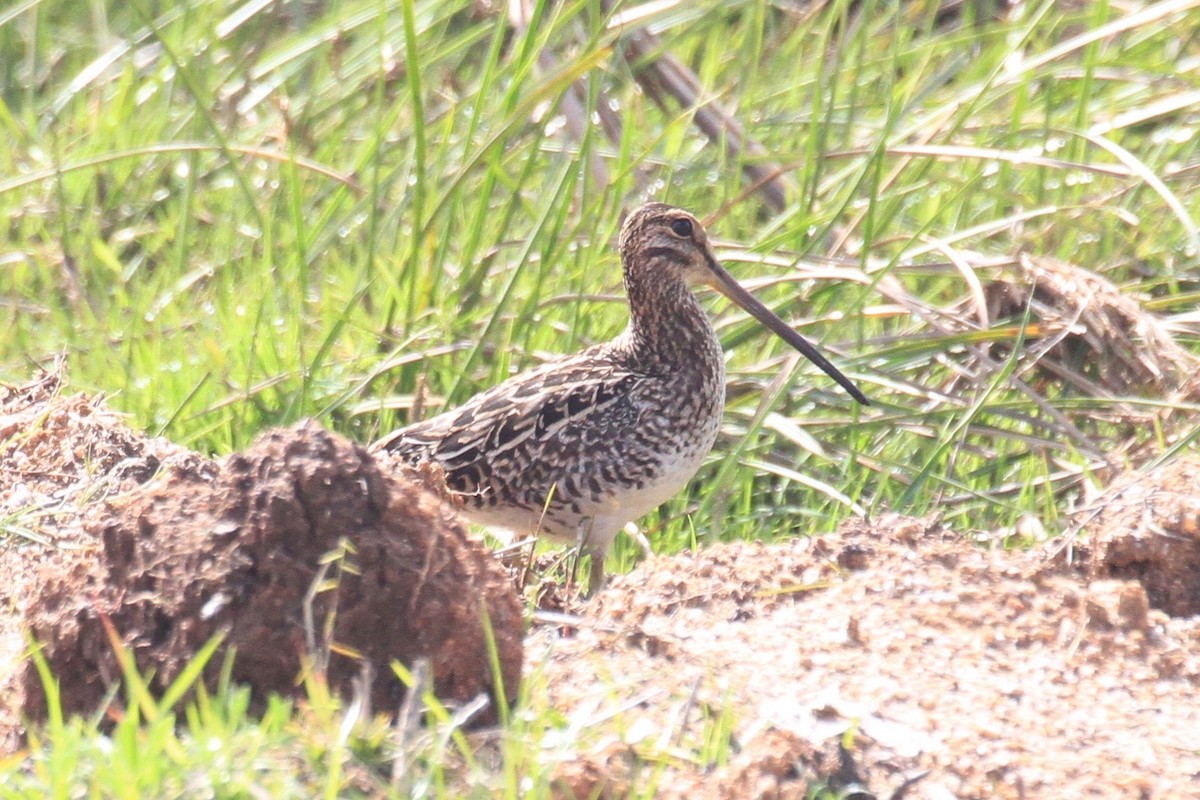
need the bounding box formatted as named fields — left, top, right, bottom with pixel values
left=373, top=202, right=868, bottom=593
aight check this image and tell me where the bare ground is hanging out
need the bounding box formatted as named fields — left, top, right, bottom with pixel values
left=534, top=505, right=1200, bottom=799
left=2, top=368, right=1199, bottom=798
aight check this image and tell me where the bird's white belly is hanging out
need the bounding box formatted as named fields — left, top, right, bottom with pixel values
left=600, top=445, right=706, bottom=522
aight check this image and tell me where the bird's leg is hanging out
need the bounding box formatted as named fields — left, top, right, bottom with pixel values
left=576, top=519, right=610, bottom=599
left=584, top=544, right=608, bottom=599
left=579, top=523, right=650, bottom=597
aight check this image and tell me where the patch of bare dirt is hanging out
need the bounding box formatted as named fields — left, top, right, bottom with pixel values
left=1062, top=456, right=1200, bottom=617
left=0, top=371, right=522, bottom=749
left=531, top=510, right=1200, bottom=799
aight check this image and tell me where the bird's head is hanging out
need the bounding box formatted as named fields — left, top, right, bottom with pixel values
left=618, top=202, right=869, bottom=405
left=619, top=203, right=718, bottom=289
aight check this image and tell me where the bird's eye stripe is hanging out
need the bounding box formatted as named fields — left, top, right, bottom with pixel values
left=643, top=247, right=692, bottom=266
left=670, top=218, right=693, bottom=237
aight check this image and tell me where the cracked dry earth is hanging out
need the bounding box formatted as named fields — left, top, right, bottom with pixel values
left=2, top=368, right=1200, bottom=798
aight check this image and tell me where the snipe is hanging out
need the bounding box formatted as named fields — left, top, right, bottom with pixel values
left=374, top=203, right=868, bottom=592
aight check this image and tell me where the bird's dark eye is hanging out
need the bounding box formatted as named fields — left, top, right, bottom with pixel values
left=669, top=218, right=693, bottom=238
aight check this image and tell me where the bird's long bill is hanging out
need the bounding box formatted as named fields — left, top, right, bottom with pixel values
left=704, top=254, right=870, bottom=405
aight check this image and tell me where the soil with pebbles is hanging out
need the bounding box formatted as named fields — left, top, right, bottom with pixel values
left=534, top=481, right=1200, bottom=799
left=3, top=368, right=1199, bottom=798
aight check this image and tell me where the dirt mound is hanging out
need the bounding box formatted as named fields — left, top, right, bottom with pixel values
left=0, top=374, right=522, bottom=747
left=984, top=254, right=1200, bottom=400
left=0, top=364, right=213, bottom=541
left=1063, top=456, right=1200, bottom=616
left=531, top=512, right=1200, bottom=799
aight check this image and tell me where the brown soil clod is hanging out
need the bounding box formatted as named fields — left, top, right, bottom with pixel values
left=1061, top=456, right=1200, bottom=617
left=1, top=373, right=522, bottom=745
left=0, top=364, right=213, bottom=528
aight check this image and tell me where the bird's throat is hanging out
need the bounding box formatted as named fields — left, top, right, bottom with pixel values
left=622, top=278, right=724, bottom=381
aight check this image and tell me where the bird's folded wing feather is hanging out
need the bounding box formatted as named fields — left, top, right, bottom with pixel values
left=373, top=356, right=646, bottom=497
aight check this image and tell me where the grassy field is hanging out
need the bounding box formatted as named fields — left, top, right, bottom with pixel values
left=1, top=0, right=1198, bottom=795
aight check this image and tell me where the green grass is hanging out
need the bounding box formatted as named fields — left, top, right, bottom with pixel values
left=2, top=0, right=1198, bottom=795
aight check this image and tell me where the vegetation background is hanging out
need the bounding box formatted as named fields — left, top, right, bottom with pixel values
left=1, top=0, right=1197, bottom=795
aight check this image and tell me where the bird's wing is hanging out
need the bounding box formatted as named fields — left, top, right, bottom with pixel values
left=374, top=355, right=646, bottom=501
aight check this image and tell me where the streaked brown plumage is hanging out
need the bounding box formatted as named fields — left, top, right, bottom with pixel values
left=373, top=203, right=868, bottom=592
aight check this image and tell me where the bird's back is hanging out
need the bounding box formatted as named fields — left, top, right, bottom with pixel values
left=375, top=336, right=724, bottom=543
